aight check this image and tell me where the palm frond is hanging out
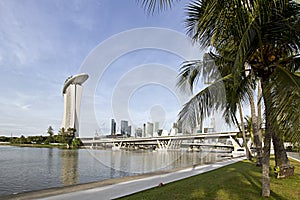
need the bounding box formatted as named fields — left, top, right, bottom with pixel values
left=269, top=67, right=300, bottom=142
left=177, top=60, right=202, bottom=94
left=178, top=74, right=230, bottom=132
left=177, top=53, right=219, bottom=94
left=137, top=0, right=178, bottom=14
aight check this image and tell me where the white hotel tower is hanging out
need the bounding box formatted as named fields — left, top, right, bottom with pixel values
left=62, top=73, right=88, bottom=137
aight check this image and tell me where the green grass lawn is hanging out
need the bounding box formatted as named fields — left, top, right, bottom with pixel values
left=118, top=157, right=300, bottom=200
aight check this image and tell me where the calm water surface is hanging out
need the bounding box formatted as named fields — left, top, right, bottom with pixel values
left=0, top=145, right=228, bottom=196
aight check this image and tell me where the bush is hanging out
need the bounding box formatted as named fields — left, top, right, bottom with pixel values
left=72, top=138, right=83, bottom=148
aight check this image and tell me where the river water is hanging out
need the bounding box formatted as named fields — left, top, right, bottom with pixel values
left=0, top=145, right=229, bottom=196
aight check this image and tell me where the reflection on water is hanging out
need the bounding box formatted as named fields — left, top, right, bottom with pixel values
left=0, top=146, right=229, bottom=196
left=60, top=150, right=78, bottom=186
left=89, top=149, right=221, bottom=174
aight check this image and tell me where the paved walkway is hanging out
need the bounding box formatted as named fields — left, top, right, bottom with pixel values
left=288, top=152, right=300, bottom=162
left=36, top=157, right=245, bottom=200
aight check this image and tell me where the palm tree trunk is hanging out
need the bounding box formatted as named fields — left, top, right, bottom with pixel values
left=249, top=84, right=262, bottom=165
left=272, top=131, right=290, bottom=167
left=272, top=132, right=294, bottom=178
left=261, top=78, right=271, bottom=197
left=238, top=101, right=252, bottom=160
left=256, top=80, right=263, bottom=166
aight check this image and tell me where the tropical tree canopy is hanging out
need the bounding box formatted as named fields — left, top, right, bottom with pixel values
left=139, top=0, right=300, bottom=197
left=177, top=0, right=300, bottom=142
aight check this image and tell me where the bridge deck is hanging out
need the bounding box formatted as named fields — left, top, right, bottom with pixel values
left=80, top=132, right=238, bottom=144
left=182, top=143, right=234, bottom=148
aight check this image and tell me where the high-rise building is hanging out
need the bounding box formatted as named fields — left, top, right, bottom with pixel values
left=121, top=120, right=131, bottom=136
left=154, top=121, right=159, bottom=133
left=171, top=123, right=178, bottom=136
left=111, top=119, right=116, bottom=135
left=143, top=123, right=146, bottom=138
left=126, top=125, right=131, bottom=137
left=61, top=73, right=88, bottom=137
left=146, top=122, right=154, bottom=137
left=135, top=128, right=143, bottom=137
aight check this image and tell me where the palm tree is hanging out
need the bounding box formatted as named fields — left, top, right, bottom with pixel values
left=140, top=0, right=300, bottom=197
left=183, top=0, right=300, bottom=197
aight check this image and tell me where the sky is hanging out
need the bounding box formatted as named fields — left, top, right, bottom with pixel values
left=0, top=0, right=232, bottom=137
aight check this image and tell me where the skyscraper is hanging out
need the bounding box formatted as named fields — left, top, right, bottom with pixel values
left=111, top=119, right=116, bottom=135
left=135, top=128, right=143, bottom=137
left=143, top=123, right=146, bottom=138
left=121, top=120, right=129, bottom=136
left=61, top=73, right=88, bottom=137
left=126, top=125, right=132, bottom=137
left=154, top=121, right=159, bottom=133
left=146, top=122, right=154, bottom=137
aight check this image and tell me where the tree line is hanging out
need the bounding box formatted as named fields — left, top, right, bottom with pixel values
left=0, top=126, right=82, bottom=149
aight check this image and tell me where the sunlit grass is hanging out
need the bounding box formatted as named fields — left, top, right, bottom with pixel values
left=118, top=157, right=300, bottom=200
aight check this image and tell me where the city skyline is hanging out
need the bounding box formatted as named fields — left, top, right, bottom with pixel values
left=110, top=118, right=160, bottom=137
left=108, top=118, right=186, bottom=138
left=0, top=0, right=235, bottom=137
left=0, top=0, right=192, bottom=136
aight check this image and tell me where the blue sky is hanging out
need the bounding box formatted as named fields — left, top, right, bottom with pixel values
left=0, top=0, right=230, bottom=137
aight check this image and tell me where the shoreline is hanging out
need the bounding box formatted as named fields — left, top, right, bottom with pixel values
left=0, top=143, right=70, bottom=149
left=2, top=147, right=298, bottom=200
left=1, top=156, right=239, bottom=200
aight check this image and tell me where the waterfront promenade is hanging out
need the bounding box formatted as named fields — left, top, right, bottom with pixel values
left=5, top=157, right=245, bottom=200
left=288, top=152, right=300, bottom=162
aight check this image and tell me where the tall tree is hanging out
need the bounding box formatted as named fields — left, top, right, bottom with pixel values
left=46, top=126, right=55, bottom=144
left=140, top=0, right=300, bottom=197
left=47, top=126, right=54, bottom=137
left=183, top=0, right=300, bottom=197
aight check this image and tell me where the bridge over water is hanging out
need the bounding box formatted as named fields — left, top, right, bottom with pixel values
left=80, top=131, right=245, bottom=156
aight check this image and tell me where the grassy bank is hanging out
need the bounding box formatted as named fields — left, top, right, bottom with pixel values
left=119, top=157, right=300, bottom=200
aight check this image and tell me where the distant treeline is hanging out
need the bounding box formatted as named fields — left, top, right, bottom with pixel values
left=0, top=126, right=82, bottom=149
left=0, top=135, right=63, bottom=144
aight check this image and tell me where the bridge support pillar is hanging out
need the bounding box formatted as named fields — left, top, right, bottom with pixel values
left=157, top=139, right=172, bottom=150
left=112, top=141, right=122, bottom=151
